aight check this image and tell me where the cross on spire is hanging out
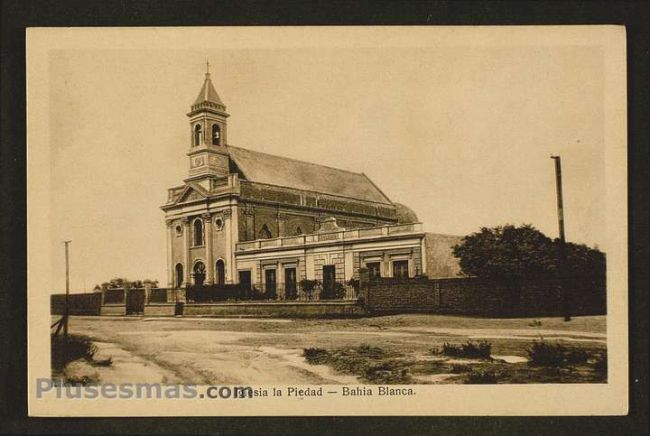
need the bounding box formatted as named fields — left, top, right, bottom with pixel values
left=206, top=58, right=210, bottom=76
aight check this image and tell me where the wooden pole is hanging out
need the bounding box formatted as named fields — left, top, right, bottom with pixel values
left=550, top=156, right=570, bottom=321
left=63, top=240, right=71, bottom=336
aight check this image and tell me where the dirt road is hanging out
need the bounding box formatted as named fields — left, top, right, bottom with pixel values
left=61, top=315, right=606, bottom=385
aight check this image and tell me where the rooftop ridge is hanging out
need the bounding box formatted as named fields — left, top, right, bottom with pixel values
left=226, top=144, right=368, bottom=179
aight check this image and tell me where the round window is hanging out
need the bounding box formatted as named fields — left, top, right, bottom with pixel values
left=175, top=225, right=183, bottom=235
left=214, top=218, right=224, bottom=230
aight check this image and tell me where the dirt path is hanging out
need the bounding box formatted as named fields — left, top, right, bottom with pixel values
left=63, top=315, right=605, bottom=385
left=68, top=321, right=359, bottom=385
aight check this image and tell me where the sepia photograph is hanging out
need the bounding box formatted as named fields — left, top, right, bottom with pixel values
left=26, top=26, right=628, bottom=416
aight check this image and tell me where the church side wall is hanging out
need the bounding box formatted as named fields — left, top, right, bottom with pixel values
left=236, top=181, right=397, bottom=242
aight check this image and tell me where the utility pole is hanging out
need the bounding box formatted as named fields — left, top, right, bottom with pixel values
left=550, top=156, right=570, bottom=321
left=63, top=240, right=71, bottom=336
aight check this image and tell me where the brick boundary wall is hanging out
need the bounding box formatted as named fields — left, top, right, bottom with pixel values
left=360, top=272, right=606, bottom=318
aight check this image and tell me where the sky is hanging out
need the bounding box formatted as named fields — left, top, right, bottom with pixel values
left=41, top=32, right=608, bottom=292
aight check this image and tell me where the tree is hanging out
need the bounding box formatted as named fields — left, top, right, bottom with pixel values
left=452, top=224, right=556, bottom=282
left=93, top=277, right=160, bottom=290
left=452, top=224, right=604, bottom=283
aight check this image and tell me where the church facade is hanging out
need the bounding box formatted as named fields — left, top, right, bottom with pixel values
left=161, top=70, right=460, bottom=299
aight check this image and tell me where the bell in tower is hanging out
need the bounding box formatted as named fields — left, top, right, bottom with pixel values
left=186, top=61, right=231, bottom=180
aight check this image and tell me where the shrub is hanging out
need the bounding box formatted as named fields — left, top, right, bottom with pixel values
left=300, top=279, right=321, bottom=300
left=347, top=278, right=360, bottom=293
left=436, top=340, right=492, bottom=359
left=51, top=334, right=96, bottom=372
left=465, top=370, right=499, bottom=384
left=565, top=349, right=590, bottom=365
left=527, top=341, right=567, bottom=367
left=594, top=353, right=607, bottom=375
left=363, top=361, right=412, bottom=384
left=303, top=347, right=330, bottom=364
left=321, top=282, right=347, bottom=300
left=355, top=344, right=385, bottom=359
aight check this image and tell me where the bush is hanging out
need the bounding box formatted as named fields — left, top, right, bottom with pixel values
left=303, top=347, right=330, bottom=364
left=51, top=334, right=96, bottom=372
left=363, top=361, right=412, bottom=384
left=347, top=278, right=360, bottom=293
left=355, top=344, right=385, bottom=359
left=300, top=279, right=321, bottom=300
left=321, top=282, right=347, bottom=300
left=435, top=340, right=492, bottom=359
left=527, top=341, right=567, bottom=367
left=565, top=349, right=590, bottom=365
left=465, top=370, right=499, bottom=384
left=594, top=353, right=607, bottom=375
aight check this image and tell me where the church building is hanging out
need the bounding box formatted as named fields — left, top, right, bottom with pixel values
left=161, top=69, right=460, bottom=299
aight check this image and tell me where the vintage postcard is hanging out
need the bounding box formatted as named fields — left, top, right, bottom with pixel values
left=27, top=26, right=627, bottom=416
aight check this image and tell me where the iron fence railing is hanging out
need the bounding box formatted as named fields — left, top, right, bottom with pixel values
left=183, top=282, right=357, bottom=303
left=98, top=282, right=360, bottom=305
left=148, top=288, right=168, bottom=303
left=103, top=288, right=125, bottom=304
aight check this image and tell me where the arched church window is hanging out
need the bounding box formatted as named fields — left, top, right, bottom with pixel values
left=295, top=226, right=303, bottom=235
left=215, top=259, right=225, bottom=285
left=259, top=224, right=272, bottom=240
left=193, top=218, right=203, bottom=246
left=194, top=124, right=202, bottom=146
left=212, top=124, right=221, bottom=145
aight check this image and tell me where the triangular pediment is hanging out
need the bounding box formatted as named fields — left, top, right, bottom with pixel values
left=175, top=184, right=208, bottom=204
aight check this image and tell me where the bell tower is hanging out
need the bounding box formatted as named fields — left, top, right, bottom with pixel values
left=186, top=61, right=230, bottom=180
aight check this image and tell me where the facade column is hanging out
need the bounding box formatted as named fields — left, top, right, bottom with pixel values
left=203, top=212, right=214, bottom=284
left=165, top=219, right=174, bottom=288
left=182, top=217, right=191, bottom=287
left=223, top=208, right=234, bottom=283
left=231, top=205, right=239, bottom=283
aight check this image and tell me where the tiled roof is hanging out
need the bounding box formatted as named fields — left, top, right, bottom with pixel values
left=227, top=146, right=392, bottom=205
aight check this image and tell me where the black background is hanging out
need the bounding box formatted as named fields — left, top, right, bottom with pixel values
left=1, top=1, right=648, bottom=434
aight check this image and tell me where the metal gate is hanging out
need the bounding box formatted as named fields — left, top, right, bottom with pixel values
left=126, top=288, right=145, bottom=315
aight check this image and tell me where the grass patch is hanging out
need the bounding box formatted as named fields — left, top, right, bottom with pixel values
left=593, top=352, right=607, bottom=375
left=303, top=344, right=411, bottom=384
left=465, top=370, right=499, bottom=384
left=433, top=340, right=492, bottom=359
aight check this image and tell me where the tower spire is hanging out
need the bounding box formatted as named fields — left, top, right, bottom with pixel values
left=186, top=65, right=230, bottom=178
left=192, top=61, right=224, bottom=109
